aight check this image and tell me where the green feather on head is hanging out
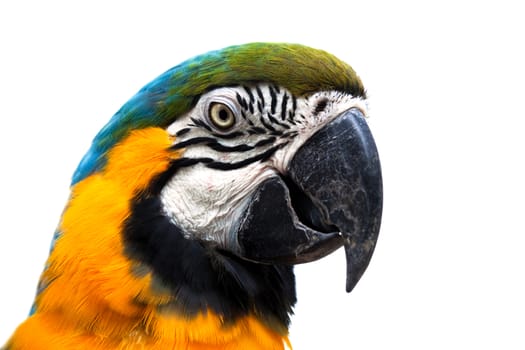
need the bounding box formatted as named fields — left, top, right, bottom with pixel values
left=72, top=42, right=365, bottom=184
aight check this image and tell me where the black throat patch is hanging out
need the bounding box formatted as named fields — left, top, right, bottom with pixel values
left=122, top=178, right=297, bottom=331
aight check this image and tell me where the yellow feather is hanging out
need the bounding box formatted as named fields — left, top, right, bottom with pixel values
left=7, top=127, right=287, bottom=349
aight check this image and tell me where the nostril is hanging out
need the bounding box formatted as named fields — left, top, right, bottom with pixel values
left=313, top=99, right=328, bottom=115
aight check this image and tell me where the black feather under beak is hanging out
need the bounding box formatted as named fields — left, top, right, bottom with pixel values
left=235, top=108, right=383, bottom=292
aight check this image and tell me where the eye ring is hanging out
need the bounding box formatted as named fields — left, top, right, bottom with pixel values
left=208, top=102, right=236, bottom=130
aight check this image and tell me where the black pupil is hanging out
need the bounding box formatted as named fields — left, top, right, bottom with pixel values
left=218, top=108, right=229, bottom=121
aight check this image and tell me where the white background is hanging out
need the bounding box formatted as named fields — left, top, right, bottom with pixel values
left=1, top=1, right=524, bottom=349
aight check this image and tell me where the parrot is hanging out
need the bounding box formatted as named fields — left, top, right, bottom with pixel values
left=3, top=43, right=382, bottom=350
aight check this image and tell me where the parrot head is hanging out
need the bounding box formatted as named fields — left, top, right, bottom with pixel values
left=7, top=43, right=382, bottom=349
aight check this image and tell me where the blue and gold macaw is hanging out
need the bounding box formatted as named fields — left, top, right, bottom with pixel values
left=3, top=43, right=382, bottom=349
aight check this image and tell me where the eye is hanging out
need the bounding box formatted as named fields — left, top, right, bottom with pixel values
left=208, top=102, right=236, bottom=130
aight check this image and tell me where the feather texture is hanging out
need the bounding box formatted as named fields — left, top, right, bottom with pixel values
left=5, top=43, right=366, bottom=349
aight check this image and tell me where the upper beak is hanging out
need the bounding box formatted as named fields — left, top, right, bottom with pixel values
left=235, top=108, right=383, bottom=292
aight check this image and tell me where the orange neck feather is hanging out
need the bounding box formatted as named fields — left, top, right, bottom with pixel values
left=8, top=127, right=289, bottom=350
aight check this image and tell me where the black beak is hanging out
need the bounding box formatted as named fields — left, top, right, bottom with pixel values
left=235, top=108, right=383, bottom=292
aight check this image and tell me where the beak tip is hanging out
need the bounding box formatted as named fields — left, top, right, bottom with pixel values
left=345, top=264, right=367, bottom=293
left=344, top=237, right=377, bottom=293
left=345, top=265, right=365, bottom=293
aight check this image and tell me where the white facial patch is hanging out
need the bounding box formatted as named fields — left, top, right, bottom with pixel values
left=159, top=160, right=277, bottom=247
